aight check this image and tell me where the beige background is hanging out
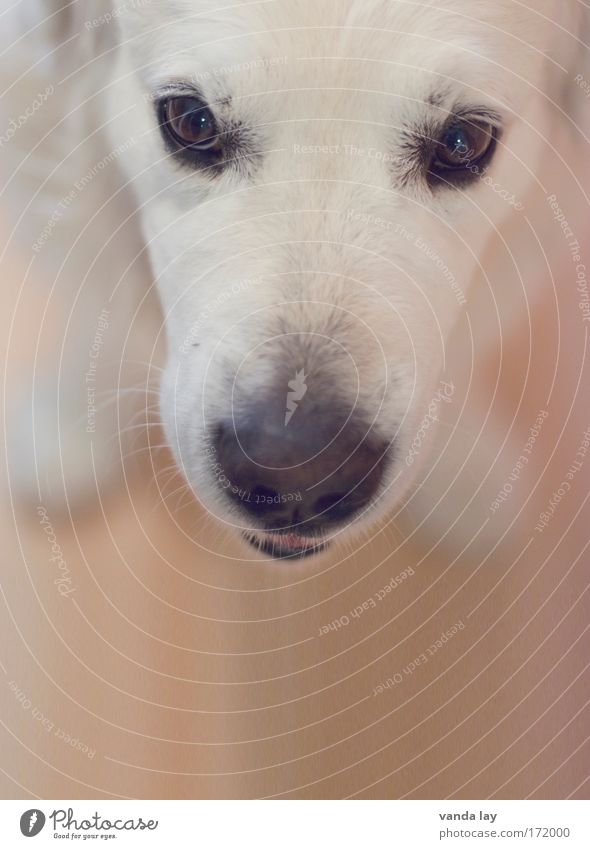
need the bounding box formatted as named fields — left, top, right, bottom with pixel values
left=0, top=91, right=589, bottom=803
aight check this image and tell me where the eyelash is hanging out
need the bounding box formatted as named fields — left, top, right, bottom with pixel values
left=427, top=121, right=501, bottom=189
left=155, top=108, right=217, bottom=173
left=397, top=111, right=501, bottom=190
left=154, top=87, right=501, bottom=190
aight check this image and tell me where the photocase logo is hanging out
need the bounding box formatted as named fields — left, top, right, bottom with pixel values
left=284, top=369, right=308, bottom=426
left=20, top=810, right=46, bottom=837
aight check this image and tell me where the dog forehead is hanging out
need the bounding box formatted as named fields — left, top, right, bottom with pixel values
left=119, top=0, right=549, bottom=74
left=120, top=0, right=551, bottom=111
left=120, top=0, right=547, bottom=33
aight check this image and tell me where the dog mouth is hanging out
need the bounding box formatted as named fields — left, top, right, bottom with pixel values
left=243, top=530, right=328, bottom=560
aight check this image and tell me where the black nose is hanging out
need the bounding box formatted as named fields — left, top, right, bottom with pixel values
left=211, top=397, right=389, bottom=533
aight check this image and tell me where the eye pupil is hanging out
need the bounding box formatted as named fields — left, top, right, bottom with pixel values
left=431, top=120, right=496, bottom=176
left=445, top=127, right=471, bottom=158
left=162, top=96, right=221, bottom=152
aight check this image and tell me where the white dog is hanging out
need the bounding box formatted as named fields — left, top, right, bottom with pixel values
left=2, top=1, right=588, bottom=560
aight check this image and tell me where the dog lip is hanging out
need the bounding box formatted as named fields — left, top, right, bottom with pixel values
left=243, top=531, right=328, bottom=560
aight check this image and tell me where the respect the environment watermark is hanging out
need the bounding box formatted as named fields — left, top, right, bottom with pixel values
left=32, top=138, right=136, bottom=252
left=347, top=210, right=467, bottom=305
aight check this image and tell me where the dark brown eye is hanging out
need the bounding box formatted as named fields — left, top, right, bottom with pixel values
left=160, top=96, right=221, bottom=152
left=432, top=120, right=496, bottom=172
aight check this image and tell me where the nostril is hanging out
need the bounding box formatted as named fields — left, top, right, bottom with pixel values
left=250, top=485, right=276, bottom=499
left=313, top=491, right=369, bottom=521
left=211, top=409, right=390, bottom=529
left=249, top=484, right=283, bottom=511
left=313, top=492, right=348, bottom=514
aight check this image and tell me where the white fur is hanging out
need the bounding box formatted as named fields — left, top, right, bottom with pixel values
left=2, top=0, right=588, bottom=552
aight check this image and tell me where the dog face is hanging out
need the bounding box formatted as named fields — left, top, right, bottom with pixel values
left=110, top=0, right=570, bottom=558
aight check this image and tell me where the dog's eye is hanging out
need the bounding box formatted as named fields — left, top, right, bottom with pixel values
left=430, top=120, right=496, bottom=174
left=159, top=96, right=222, bottom=153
